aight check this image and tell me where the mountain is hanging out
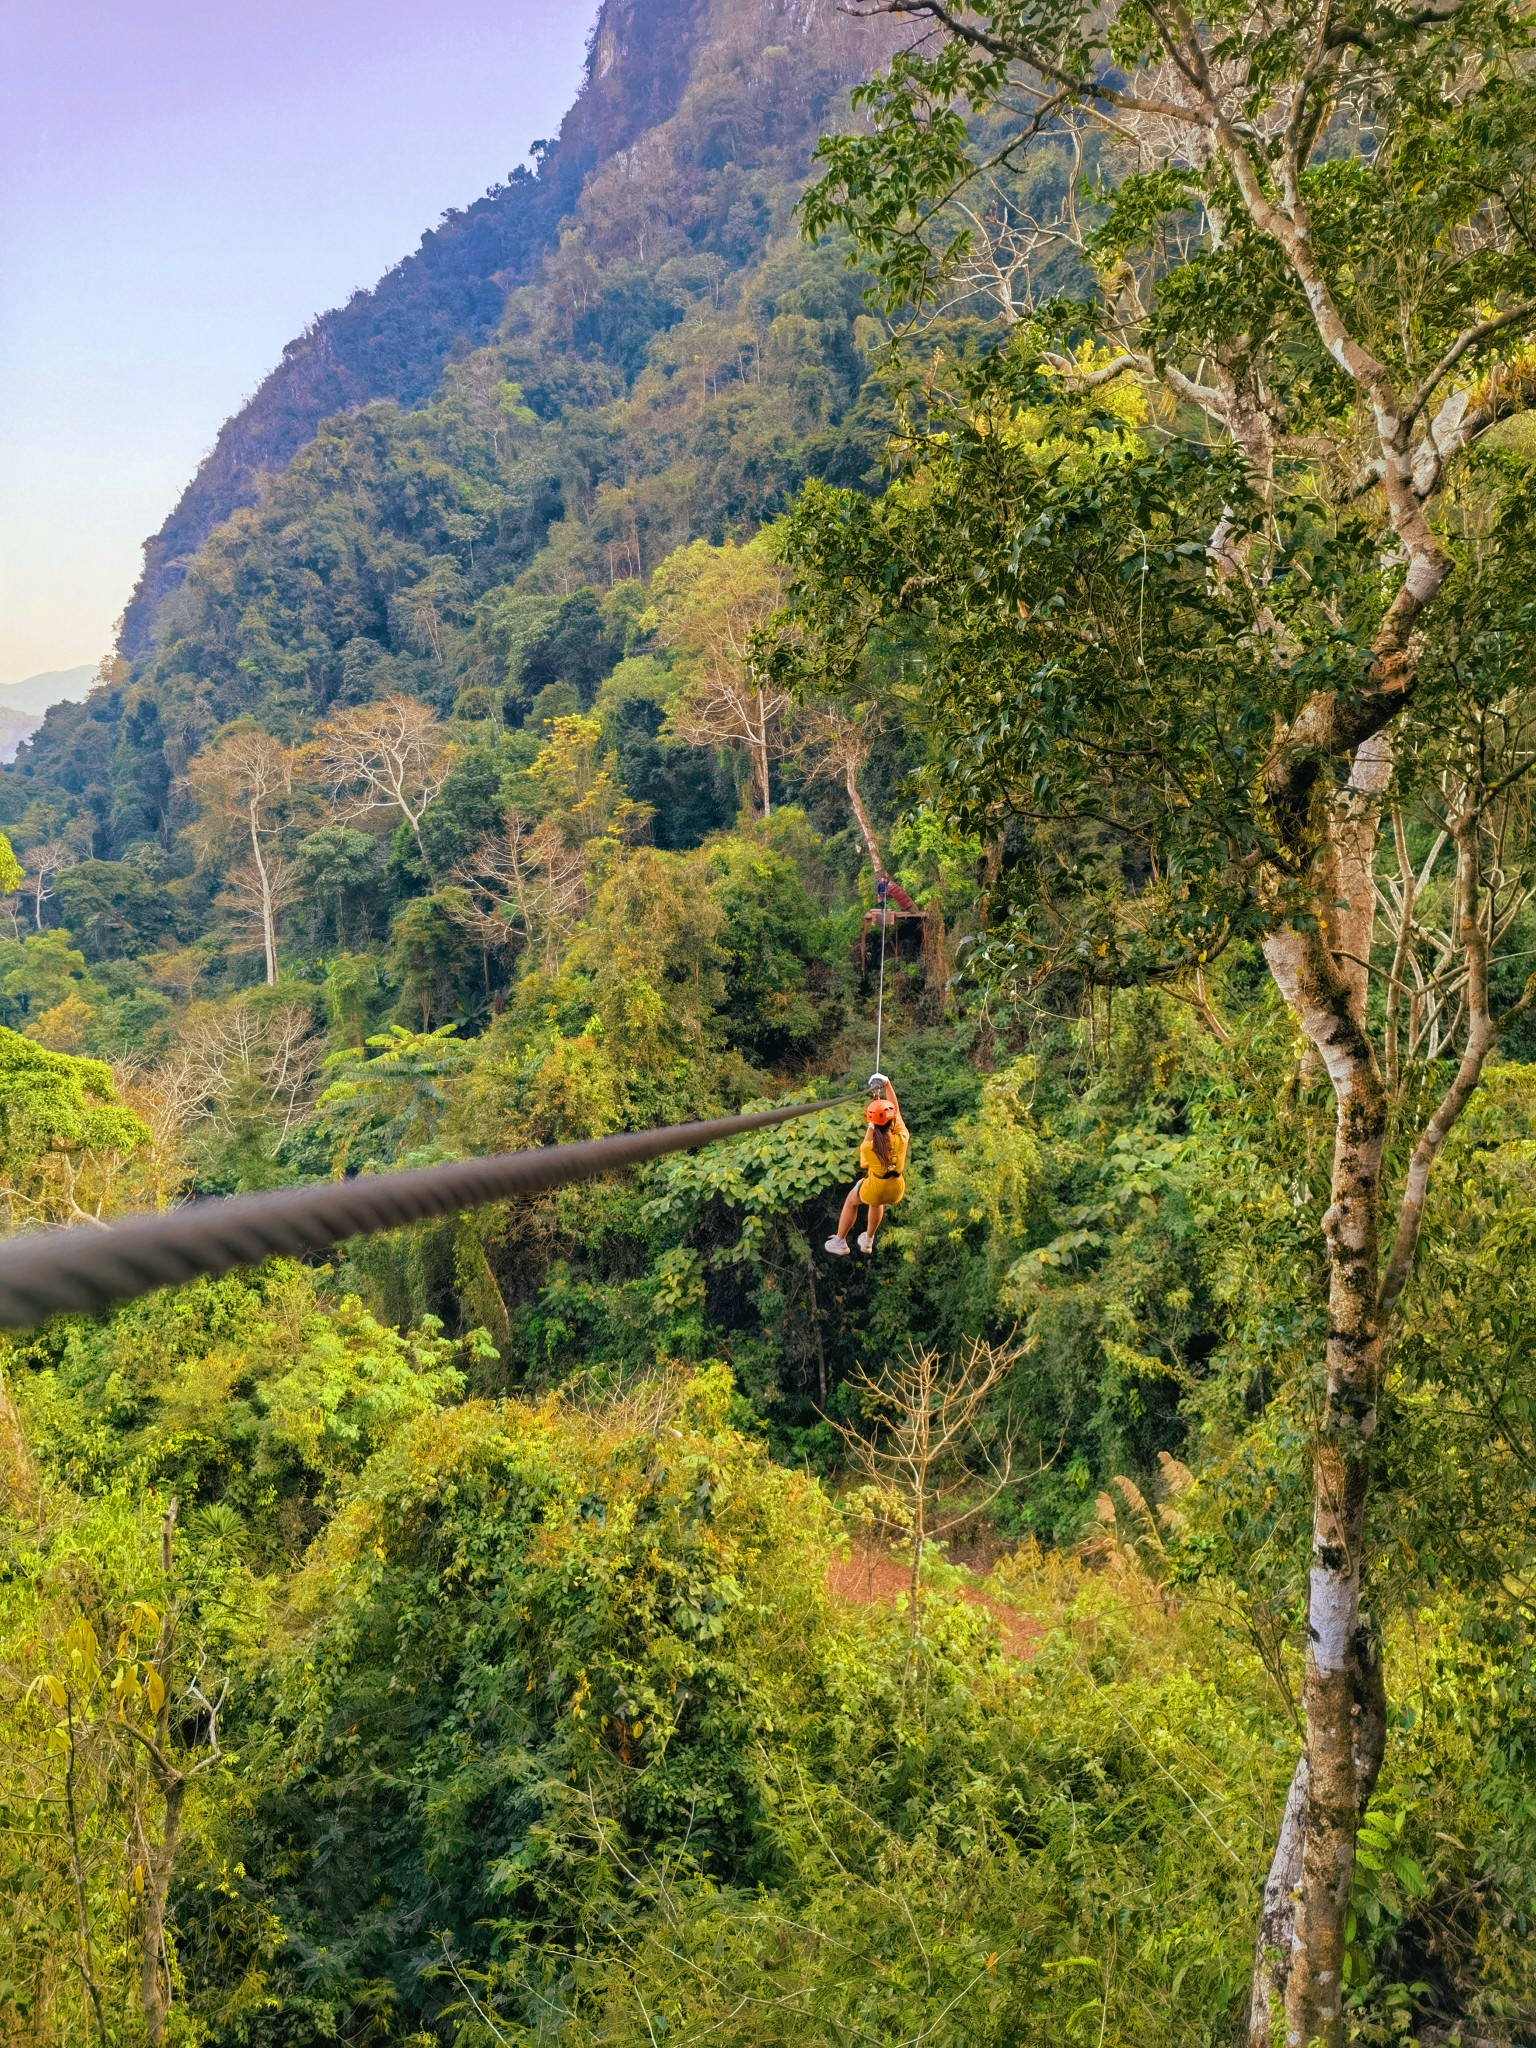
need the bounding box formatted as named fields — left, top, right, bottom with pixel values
left=118, top=0, right=872, bottom=660
left=0, top=665, right=97, bottom=720
left=1, top=0, right=905, bottom=855
left=0, top=709, right=39, bottom=765
left=0, top=667, right=95, bottom=765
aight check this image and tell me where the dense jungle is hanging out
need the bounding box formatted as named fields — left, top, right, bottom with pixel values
left=4, top=0, right=1536, bottom=2043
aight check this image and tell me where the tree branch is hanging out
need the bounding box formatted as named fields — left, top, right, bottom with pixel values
left=1403, top=299, right=1536, bottom=431
left=1378, top=827, right=1536, bottom=1319
left=846, top=0, right=1209, bottom=122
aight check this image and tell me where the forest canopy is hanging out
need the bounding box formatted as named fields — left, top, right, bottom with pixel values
left=5, top=1, right=1536, bottom=2045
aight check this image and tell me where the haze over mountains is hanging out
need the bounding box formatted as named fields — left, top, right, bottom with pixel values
left=0, top=666, right=95, bottom=763
left=0, top=667, right=97, bottom=722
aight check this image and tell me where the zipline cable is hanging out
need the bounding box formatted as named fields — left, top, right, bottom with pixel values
left=0, top=1095, right=860, bottom=1331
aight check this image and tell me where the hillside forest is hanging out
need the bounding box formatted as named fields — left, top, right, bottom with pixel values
left=4, top=1, right=1536, bottom=2044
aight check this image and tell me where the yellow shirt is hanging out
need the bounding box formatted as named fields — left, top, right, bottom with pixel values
left=858, top=1117, right=909, bottom=1191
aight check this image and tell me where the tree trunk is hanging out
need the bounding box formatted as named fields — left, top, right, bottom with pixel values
left=409, top=813, right=435, bottom=881
left=922, top=904, right=951, bottom=997
left=1250, top=1757, right=1307, bottom=2043
left=1257, top=926, right=1389, bottom=2048
left=909, top=1488, right=925, bottom=1637
left=1250, top=1651, right=1386, bottom=2044
left=752, top=694, right=772, bottom=817
left=259, top=869, right=277, bottom=985
left=843, top=756, right=884, bottom=877
left=1329, top=731, right=1393, bottom=1030
left=138, top=1780, right=185, bottom=2046
left=248, top=799, right=278, bottom=986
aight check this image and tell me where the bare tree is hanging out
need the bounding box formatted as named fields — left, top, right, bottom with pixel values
left=649, top=540, right=790, bottom=817
left=186, top=727, right=296, bottom=985
left=108, top=1061, right=195, bottom=1211
left=22, top=839, right=77, bottom=931
left=451, top=814, right=589, bottom=974
left=667, top=657, right=790, bottom=820
left=118, top=1502, right=228, bottom=2046
left=312, top=694, right=451, bottom=877
left=449, top=720, right=650, bottom=972
left=794, top=703, right=885, bottom=879
left=217, top=853, right=299, bottom=975
left=834, top=1338, right=1020, bottom=1633
left=156, top=1002, right=321, bottom=1158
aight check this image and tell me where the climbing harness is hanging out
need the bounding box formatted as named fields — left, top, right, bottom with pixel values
left=0, top=1095, right=859, bottom=1329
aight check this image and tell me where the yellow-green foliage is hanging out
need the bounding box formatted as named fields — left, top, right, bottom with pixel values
left=0, top=1481, right=266, bottom=2048
left=10, top=1261, right=472, bottom=1561
left=155, top=1368, right=1281, bottom=2047
left=0, top=1026, right=151, bottom=1228
left=907, top=1056, right=1043, bottom=1255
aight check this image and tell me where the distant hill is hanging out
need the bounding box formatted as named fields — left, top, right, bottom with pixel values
left=0, top=666, right=96, bottom=763
left=0, top=708, right=39, bottom=765
left=0, top=665, right=97, bottom=720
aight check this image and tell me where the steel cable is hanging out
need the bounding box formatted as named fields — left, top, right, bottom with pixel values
left=0, top=1095, right=858, bottom=1330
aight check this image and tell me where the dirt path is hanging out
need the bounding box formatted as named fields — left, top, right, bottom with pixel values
left=826, top=1549, right=1041, bottom=1659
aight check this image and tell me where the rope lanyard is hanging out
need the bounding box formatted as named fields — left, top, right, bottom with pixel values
left=873, top=877, right=890, bottom=1081
left=0, top=1095, right=860, bottom=1330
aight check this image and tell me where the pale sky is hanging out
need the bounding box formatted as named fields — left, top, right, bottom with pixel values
left=0, top=0, right=595, bottom=688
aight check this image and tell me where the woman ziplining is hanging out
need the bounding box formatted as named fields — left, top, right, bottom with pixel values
left=825, top=1072, right=909, bottom=1256
left=827, top=874, right=909, bottom=1258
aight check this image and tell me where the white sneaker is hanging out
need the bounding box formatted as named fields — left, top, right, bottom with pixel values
left=857, top=1231, right=874, bottom=1253
left=825, top=1235, right=850, bottom=1256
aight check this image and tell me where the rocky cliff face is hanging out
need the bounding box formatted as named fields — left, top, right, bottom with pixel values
left=118, top=0, right=716, bottom=659
left=4, top=0, right=905, bottom=853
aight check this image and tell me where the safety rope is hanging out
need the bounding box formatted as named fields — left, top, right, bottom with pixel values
left=872, top=877, right=889, bottom=1081
left=0, top=1096, right=859, bottom=1330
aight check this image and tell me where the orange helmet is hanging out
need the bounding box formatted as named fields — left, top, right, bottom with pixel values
left=866, top=1098, right=895, bottom=1127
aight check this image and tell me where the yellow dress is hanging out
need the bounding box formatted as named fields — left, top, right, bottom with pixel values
left=858, top=1118, right=909, bottom=1209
